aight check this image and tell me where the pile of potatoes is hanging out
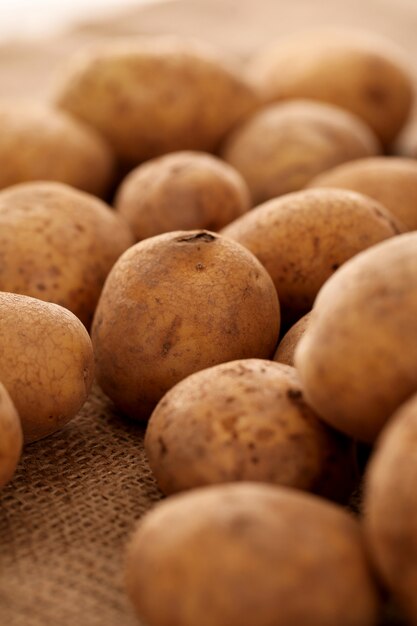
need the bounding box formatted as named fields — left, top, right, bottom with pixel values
left=2, top=26, right=417, bottom=626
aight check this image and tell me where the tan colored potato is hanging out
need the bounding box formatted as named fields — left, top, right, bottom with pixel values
left=56, top=39, right=258, bottom=165
left=221, top=100, right=379, bottom=204
left=222, top=189, right=402, bottom=325
left=0, top=182, right=134, bottom=327
left=115, top=151, right=251, bottom=240
left=145, top=359, right=356, bottom=501
left=0, top=383, right=22, bottom=488
left=250, top=31, right=414, bottom=145
left=0, top=102, right=114, bottom=196
left=274, top=313, right=311, bottom=366
left=295, top=233, right=417, bottom=442
left=92, top=231, right=280, bottom=420
left=126, top=483, right=379, bottom=626
left=0, top=292, right=94, bottom=442
left=309, top=157, right=417, bottom=231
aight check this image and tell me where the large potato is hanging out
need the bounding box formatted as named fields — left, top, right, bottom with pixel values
left=0, top=383, right=22, bottom=488
left=115, top=151, right=250, bottom=241
left=0, top=292, right=94, bottom=442
left=250, top=31, right=413, bottom=145
left=92, top=231, right=280, bottom=420
left=274, top=313, right=311, bottom=366
left=295, top=233, right=417, bottom=442
left=126, top=483, right=379, bottom=626
left=56, top=39, right=258, bottom=165
left=221, top=100, right=379, bottom=204
left=0, top=182, right=134, bottom=327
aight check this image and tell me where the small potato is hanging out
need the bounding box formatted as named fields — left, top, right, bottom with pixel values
left=145, top=359, right=356, bottom=501
left=222, top=189, right=402, bottom=325
left=56, top=39, right=258, bottom=165
left=0, top=292, right=94, bottom=442
left=0, top=102, right=114, bottom=197
left=92, top=231, right=280, bottom=420
left=274, top=313, right=311, bottom=366
left=115, top=151, right=250, bottom=241
left=0, top=383, right=22, bottom=488
left=0, top=182, right=134, bottom=327
left=295, top=233, right=417, bottom=442
left=125, top=483, right=380, bottom=626
left=309, top=157, right=417, bottom=231
left=221, top=100, right=379, bottom=204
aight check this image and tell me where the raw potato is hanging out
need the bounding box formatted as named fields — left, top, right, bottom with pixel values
left=0, top=102, right=114, bottom=196
left=92, top=231, right=280, bottom=420
left=0, top=292, right=94, bottom=443
left=115, top=151, right=251, bottom=241
left=56, top=39, right=258, bottom=165
left=222, top=189, right=402, bottom=325
left=145, top=359, right=356, bottom=501
left=250, top=31, right=414, bottom=145
left=125, top=483, right=379, bottom=626
left=309, top=157, right=417, bottom=231
left=274, top=313, right=311, bottom=366
left=295, top=233, right=417, bottom=442
left=221, top=100, right=380, bottom=204
left=0, top=182, right=134, bottom=327
left=0, top=383, right=23, bottom=488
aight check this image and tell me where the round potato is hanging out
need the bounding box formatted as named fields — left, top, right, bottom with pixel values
left=0, top=102, right=114, bottom=197
left=222, top=189, right=402, bottom=325
left=145, top=359, right=356, bottom=501
left=274, top=313, right=311, bottom=366
left=0, top=383, right=22, bottom=488
left=126, top=483, right=379, bottom=626
left=115, top=151, right=251, bottom=241
left=56, top=39, right=258, bottom=165
left=295, top=233, right=417, bottom=442
left=0, top=182, right=134, bottom=327
left=0, top=292, right=94, bottom=442
left=309, top=157, right=417, bottom=231
left=92, top=231, right=280, bottom=420
left=221, top=100, right=379, bottom=204
left=249, top=31, right=413, bottom=145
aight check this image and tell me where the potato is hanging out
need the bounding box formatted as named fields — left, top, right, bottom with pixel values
left=115, top=151, right=251, bottom=241
left=250, top=31, right=414, bottom=145
left=222, top=189, right=402, bottom=325
left=145, top=359, right=356, bottom=501
left=0, top=182, right=134, bottom=327
left=309, top=156, right=417, bottom=231
left=0, top=292, right=94, bottom=442
left=0, top=382, right=22, bottom=488
left=221, top=100, right=379, bottom=204
left=274, top=313, right=311, bottom=366
left=295, top=233, right=417, bottom=442
left=0, top=102, right=114, bottom=196
left=92, top=231, right=279, bottom=420
left=56, top=39, right=258, bottom=165
left=125, top=483, right=379, bottom=626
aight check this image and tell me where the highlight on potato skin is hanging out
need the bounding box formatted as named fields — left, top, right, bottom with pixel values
left=0, top=382, right=23, bottom=488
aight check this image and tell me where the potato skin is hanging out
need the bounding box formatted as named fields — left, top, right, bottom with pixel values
left=92, top=231, right=280, bottom=420
left=0, top=182, right=134, bottom=327
left=125, top=483, right=379, bottom=626
left=0, top=292, right=94, bottom=443
left=0, top=383, right=23, bottom=488
left=274, top=313, right=311, bottom=366
left=221, top=100, right=379, bottom=204
left=295, top=233, right=417, bottom=442
left=0, top=103, right=114, bottom=197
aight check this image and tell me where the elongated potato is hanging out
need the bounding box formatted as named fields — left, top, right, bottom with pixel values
left=274, top=313, right=311, bottom=366
left=0, top=383, right=22, bottom=488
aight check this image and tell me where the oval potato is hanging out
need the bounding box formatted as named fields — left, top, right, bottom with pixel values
left=0, top=383, right=22, bottom=488
left=274, top=313, right=311, bottom=366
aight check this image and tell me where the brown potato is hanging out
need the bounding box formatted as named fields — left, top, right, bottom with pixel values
left=0, top=292, right=94, bottom=442
left=221, top=100, right=380, bottom=204
left=115, top=151, right=251, bottom=241
left=0, top=102, right=114, bottom=196
left=295, top=233, right=417, bottom=442
left=250, top=31, right=414, bottom=145
left=274, top=313, right=311, bottom=366
left=0, top=382, right=22, bottom=488
left=56, top=39, right=258, bottom=165
left=92, top=231, right=280, bottom=420
left=0, top=182, right=134, bottom=327
left=309, top=157, right=417, bottom=231
left=222, top=189, right=402, bottom=325
left=145, top=359, right=356, bottom=501
left=125, top=483, right=380, bottom=626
